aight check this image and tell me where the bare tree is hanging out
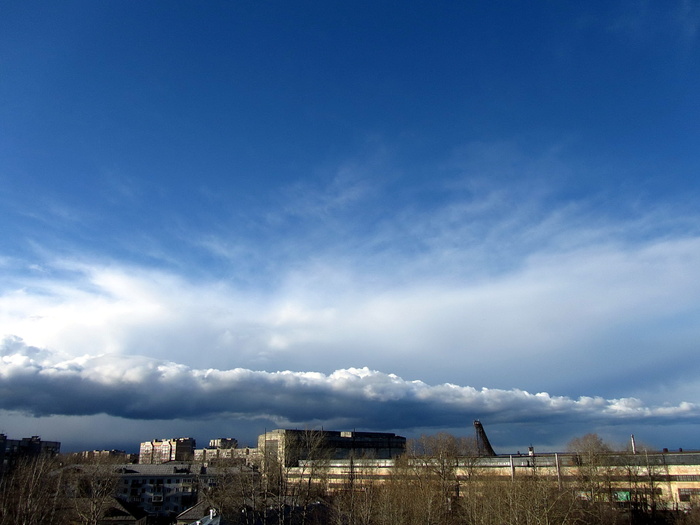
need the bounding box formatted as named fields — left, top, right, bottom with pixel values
left=373, top=453, right=428, bottom=525
left=331, top=458, right=380, bottom=525
left=567, top=433, right=612, bottom=457
left=0, top=454, right=64, bottom=525
left=566, top=433, right=625, bottom=525
left=63, top=455, right=122, bottom=525
left=404, top=432, right=479, bottom=524
left=200, top=458, right=262, bottom=525
left=283, top=429, right=332, bottom=525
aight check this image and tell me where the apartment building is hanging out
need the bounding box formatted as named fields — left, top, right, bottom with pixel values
left=139, top=438, right=195, bottom=464
left=193, top=437, right=245, bottom=463
left=0, top=434, right=60, bottom=475
left=116, top=463, right=203, bottom=517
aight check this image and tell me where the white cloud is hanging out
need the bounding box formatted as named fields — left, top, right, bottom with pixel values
left=2, top=177, right=700, bottom=443
left=1, top=337, right=698, bottom=432
left=3, top=204, right=700, bottom=401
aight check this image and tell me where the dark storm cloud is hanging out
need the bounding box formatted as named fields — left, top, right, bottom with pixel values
left=2, top=337, right=698, bottom=431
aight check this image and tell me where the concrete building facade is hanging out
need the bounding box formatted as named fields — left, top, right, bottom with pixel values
left=0, top=434, right=60, bottom=475
left=283, top=450, right=700, bottom=511
left=116, top=463, right=202, bottom=517
left=193, top=437, right=243, bottom=463
left=139, top=438, right=195, bottom=464
left=258, top=429, right=407, bottom=469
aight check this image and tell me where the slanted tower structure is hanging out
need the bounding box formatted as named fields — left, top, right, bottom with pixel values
left=473, top=420, right=497, bottom=456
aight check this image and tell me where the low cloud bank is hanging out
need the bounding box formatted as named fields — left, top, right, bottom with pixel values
left=2, top=336, right=697, bottom=431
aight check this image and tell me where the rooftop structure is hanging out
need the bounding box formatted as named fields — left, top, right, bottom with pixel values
left=193, top=437, right=244, bottom=463
left=208, top=438, right=237, bottom=449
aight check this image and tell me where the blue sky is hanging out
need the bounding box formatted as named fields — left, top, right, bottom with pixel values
left=2, top=1, right=700, bottom=453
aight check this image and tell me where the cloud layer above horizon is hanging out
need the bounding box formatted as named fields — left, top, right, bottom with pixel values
left=3, top=169, right=700, bottom=450
left=2, top=336, right=698, bottom=433
left=3, top=177, right=700, bottom=383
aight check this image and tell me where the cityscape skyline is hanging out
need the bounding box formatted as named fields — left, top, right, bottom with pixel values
left=2, top=2, right=700, bottom=453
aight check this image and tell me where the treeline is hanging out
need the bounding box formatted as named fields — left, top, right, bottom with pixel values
left=0, top=454, right=123, bottom=525
left=2, top=433, right=700, bottom=525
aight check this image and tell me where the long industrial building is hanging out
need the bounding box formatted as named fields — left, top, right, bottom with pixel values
left=284, top=450, right=700, bottom=508
left=257, top=428, right=407, bottom=468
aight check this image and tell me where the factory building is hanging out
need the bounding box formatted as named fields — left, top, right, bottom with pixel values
left=258, top=429, right=407, bottom=469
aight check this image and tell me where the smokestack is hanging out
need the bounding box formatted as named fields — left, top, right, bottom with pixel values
left=630, top=434, right=637, bottom=455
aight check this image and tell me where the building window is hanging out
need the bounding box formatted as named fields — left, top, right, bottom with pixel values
left=679, top=489, right=700, bottom=502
